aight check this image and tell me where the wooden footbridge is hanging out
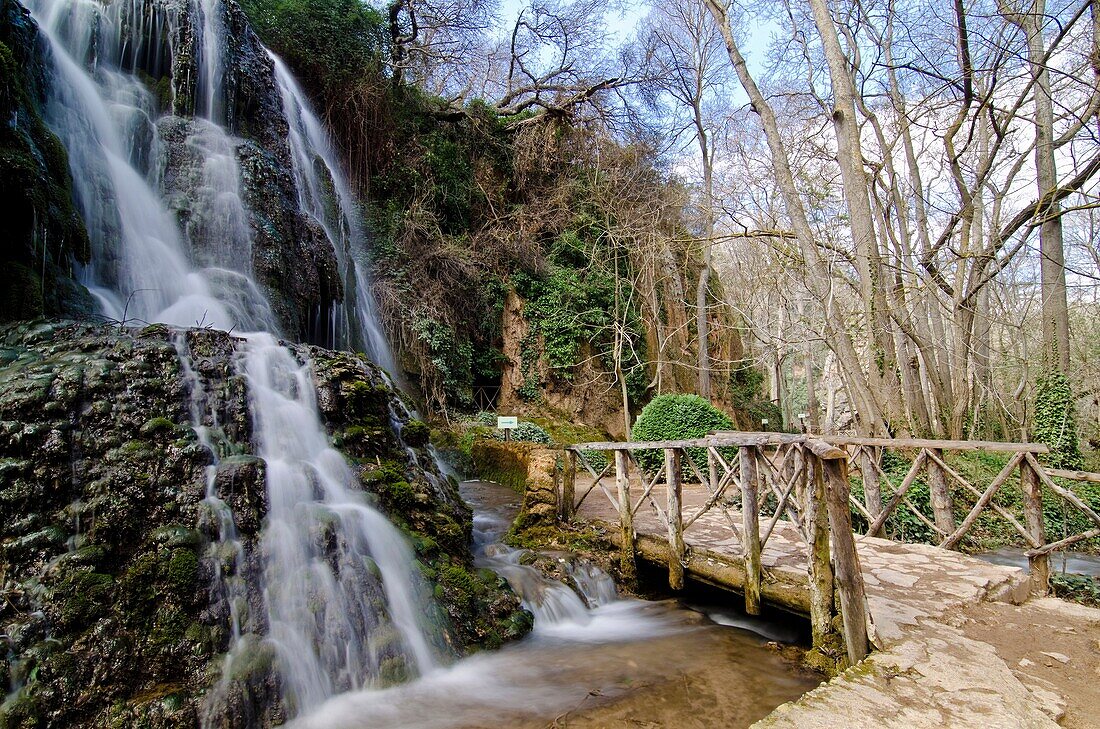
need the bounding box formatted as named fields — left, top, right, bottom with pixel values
left=546, top=433, right=1100, bottom=686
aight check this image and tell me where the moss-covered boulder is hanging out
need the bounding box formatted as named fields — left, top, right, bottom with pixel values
left=0, top=321, right=528, bottom=728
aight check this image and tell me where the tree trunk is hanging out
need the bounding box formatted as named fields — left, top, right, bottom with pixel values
left=695, top=112, right=714, bottom=398
left=703, top=0, right=890, bottom=436
left=806, top=0, right=904, bottom=429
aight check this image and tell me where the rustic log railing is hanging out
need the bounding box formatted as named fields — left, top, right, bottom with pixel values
left=562, top=433, right=870, bottom=665
left=557, top=432, right=1100, bottom=667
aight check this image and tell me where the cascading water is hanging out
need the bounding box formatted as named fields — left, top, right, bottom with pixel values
left=173, top=334, right=251, bottom=719
left=25, top=0, right=448, bottom=719
left=25, top=0, right=274, bottom=331
left=233, top=333, right=437, bottom=714
left=271, top=55, right=398, bottom=375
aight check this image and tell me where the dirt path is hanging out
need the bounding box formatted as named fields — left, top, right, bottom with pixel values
left=960, top=598, right=1100, bottom=728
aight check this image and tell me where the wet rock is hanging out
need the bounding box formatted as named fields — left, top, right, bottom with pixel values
left=215, top=455, right=267, bottom=533
left=0, top=321, right=528, bottom=728
left=0, top=0, right=93, bottom=324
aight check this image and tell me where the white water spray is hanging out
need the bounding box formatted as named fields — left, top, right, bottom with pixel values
left=235, top=333, right=437, bottom=713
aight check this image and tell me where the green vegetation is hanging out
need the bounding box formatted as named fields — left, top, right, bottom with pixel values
left=1051, top=573, right=1100, bottom=607
left=401, top=418, right=430, bottom=447
left=1033, top=370, right=1084, bottom=469
left=491, top=421, right=551, bottom=444
left=239, top=0, right=388, bottom=98
left=847, top=449, right=1100, bottom=552
left=631, top=394, right=734, bottom=472
left=238, top=1, right=743, bottom=423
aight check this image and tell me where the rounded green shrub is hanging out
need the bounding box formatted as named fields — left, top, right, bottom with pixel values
left=631, top=394, right=734, bottom=473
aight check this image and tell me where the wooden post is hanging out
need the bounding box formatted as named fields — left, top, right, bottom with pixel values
left=928, top=448, right=957, bottom=537
left=614, top=449, right=636, bottom=581
left=560, top=449, right=577, bottom=521
left=740, top=445, right=762, bottom=615
left=859, top=446, right=883, bottom=525
left=1020, top=457, right=1049, bottom=596
left=665, top=448, right=685, bottom=591
left=822, top=455, right=870, bottom=665
left=708, top=447, right=719, bottom=492
left=804, top=453, right=835, bottom=650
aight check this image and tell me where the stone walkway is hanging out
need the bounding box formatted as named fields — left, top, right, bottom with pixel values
left=575, top=481, right=1100, bottom=727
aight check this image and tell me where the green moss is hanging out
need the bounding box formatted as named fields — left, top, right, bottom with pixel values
left=139, top=417, right=179, bottom=436
left=438, top=562, right=484, bottom=610
left=149, top=605, right=188, bottom=646
left=0, top=689, right=43, bottom=728
left=378, top=479, right=416, bottom=511
left=401, top=419, right=430, bottom=447
left=166, top=549, right=198, bottom=592
left=54, top=570, right=114, bottom=629
left=504, top=521, right=609, bottom=554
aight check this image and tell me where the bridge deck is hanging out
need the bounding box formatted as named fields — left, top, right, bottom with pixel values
left=575, top=480, right=1100, bottom=728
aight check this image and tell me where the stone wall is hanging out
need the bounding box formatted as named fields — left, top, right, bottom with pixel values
left=471, top=439, right=561, bottom=528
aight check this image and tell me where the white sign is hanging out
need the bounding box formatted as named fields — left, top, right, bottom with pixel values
left=496, top=416, right=519, bottom=429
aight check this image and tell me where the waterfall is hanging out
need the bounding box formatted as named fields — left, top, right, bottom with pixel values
left=235, top=334, right=437, bottom=713
left=24, top=0, right=446, bottom=719
left=270, top=54, right=399, bottom=376
left=25, top=0, right=272, bottom=331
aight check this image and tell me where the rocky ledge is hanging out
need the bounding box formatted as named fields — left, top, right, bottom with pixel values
left=0, top=320, right=530, bottom=728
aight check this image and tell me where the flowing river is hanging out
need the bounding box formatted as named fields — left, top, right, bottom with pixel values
left=289, top=481, right=820, bottom=729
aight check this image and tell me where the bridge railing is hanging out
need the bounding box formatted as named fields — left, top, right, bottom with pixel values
left=559, top=432, right=1100, bottom=667
left=562, top=433, right=870, bottom=665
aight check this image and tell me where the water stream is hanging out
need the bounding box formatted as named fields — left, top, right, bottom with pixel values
left=237, top=333, right=439, bottom=712
left=288, top=481, right=820, bottom=729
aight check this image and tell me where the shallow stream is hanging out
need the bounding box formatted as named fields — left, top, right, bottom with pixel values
left=289, top=481, right=820, bottom=729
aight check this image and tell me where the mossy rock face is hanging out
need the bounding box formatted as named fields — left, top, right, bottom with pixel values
left=401, top=419, right=430, bottom=448
left=0, top=323, right=217, bottom=728
left=0, top=0, right=93, bottom=323
left=0, top=322, right=530, bottom=728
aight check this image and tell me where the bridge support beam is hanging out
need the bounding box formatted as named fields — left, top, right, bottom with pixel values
left=928, top=448, right=956, bottom=539
left=560, top=450, right=576, bottom=521
left=664, top=448, right=685, bottom=591
left=859, top=446, right=884, bottom=530
left=823, top=455, right=870, bottom=665
left=1020, top=458, right=1049, bottom=596
left=614, top=449, right=636, bottom=582
left=805, top=454, right=835, bottom=650
left=740, top=446, right=762, bottom=615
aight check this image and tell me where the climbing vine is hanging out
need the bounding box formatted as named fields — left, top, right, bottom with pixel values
left=1033, top=370, right=1083, bottom=470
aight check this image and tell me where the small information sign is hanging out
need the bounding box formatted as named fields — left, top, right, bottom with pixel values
left=496, top=416, right=519, bottom=429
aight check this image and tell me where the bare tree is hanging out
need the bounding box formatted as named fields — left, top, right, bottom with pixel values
left=639, top=0, right=732, bottom=397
